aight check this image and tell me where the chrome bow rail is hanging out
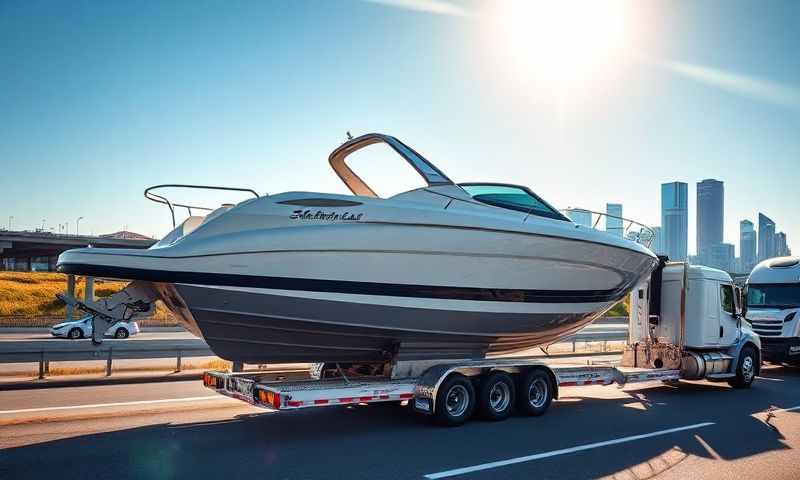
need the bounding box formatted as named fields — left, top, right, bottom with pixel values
left=145, top=184, right=260, bottom=228
left=560, top=208, right=656, bottom=248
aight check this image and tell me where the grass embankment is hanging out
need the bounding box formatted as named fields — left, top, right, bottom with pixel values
left=0, top=272, right=177, bottom=327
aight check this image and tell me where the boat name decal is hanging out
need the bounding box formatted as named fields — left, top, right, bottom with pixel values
left=290, top=209, right=364, bottom=222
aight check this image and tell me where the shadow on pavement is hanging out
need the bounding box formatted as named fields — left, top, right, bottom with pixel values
left=1, top=369, right=798, bottom=479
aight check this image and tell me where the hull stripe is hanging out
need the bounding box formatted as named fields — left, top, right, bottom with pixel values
left=58, top=263, right=632, bottom=303
left=59, top=263, right=635, bottom=304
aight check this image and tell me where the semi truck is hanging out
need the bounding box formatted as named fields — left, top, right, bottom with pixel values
left=745, top=256, right=800, bottom=365
left=203, top=260, right=761, bottom=426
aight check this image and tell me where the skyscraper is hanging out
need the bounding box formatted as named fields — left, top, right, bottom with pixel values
left=696, top=179, right=724, bottom=262
left=709, top=243, right=735, bottom=272
left=606, top=203, right=623, bottom=237
left=567, top=208, right=592, bottom=228
left=739, top=220, right=756, bottom=272
left=661, top=182, right=688, bottom=261
left=776, top=232, right=790, bottom=257
left=650, top=226, right=663, bottom=255
left=758, top=213, right=776, bottom=261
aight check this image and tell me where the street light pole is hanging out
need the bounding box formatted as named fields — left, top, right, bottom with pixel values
left=76, top=216, right=84, bottom=236
left=7, top=216, right=12, bottom=230
left=41, top=219, right=46, bottom=231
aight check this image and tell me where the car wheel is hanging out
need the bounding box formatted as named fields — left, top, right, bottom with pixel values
left=114, top=328, right=129, bottom=339
left=68, top=328, right=82, bottom=340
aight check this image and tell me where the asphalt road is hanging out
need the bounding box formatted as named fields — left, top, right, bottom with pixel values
left=1, top=364, right=798, bottom=479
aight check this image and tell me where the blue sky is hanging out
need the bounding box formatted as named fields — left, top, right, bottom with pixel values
left=1, top=0, right=798, bottom=255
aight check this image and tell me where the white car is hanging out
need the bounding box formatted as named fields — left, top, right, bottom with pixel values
left=50, top=315, right=140, bottom=340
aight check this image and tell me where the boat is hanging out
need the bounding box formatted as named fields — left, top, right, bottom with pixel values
left=56, top=133, right=659, bottom=363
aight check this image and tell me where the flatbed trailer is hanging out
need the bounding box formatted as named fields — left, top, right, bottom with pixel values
left=203, top=358, right=684, bottom=426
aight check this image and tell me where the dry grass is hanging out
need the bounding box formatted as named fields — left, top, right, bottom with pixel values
left=0, top=272, right=178, bottom=326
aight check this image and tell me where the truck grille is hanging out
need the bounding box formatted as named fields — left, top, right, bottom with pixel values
left=750, top=319, right=783, bottom=337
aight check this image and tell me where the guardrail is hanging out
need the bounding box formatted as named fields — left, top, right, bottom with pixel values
left=0, top=339, right=212, bottom=379
left=0, top=329, right=629, bottom=379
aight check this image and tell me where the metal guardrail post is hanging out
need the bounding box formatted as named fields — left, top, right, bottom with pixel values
left=176, top=350, right=182, bottom=373
left=573, top=338, right=577, bottom=353
left=39, top=351, right=46, bottom=379
left=106, top=348, right=113, bottom=376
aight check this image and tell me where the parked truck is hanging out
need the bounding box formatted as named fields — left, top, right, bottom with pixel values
left=203, top=260, right=761, bottom=426
left=745, top=256, right=800, bottom=365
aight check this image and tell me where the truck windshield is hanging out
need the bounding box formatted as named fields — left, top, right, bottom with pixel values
left=747, top=284, right=800, bottom=309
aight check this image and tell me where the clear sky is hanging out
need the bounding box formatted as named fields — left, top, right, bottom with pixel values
left=1, top=0, right=798, bottom=256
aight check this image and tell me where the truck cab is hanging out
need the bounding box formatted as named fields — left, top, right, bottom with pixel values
left=745, top=256, right=800, bottom=364
left=626, top=260, right=760, bottom=384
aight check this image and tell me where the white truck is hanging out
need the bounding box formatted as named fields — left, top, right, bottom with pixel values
left=745, top=256, right=800, bottom=365
left=203, top=260, right=761, bottom=426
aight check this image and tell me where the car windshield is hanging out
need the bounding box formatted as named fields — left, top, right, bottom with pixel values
left=747, top=283, right=800, bottom=308
left=459, top=183, right=568, bottom=221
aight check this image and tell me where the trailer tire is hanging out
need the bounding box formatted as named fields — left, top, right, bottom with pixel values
left=68, top=328, right=82, bottom=340
left=478, top=371, right=515, bottom=421
left=728, top=345, right=757, bottom=389
left=516, top=369, right=553, bottom=416
left=434, top=373, right=475, bottom=426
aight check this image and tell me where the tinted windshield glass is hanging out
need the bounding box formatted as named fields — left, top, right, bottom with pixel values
left=459, top=184, right=567, bottom=221
left=747, top=284, right=800, bottom=308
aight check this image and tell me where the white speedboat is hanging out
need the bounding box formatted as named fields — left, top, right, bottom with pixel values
left=57, top=133, right=658, bottom=363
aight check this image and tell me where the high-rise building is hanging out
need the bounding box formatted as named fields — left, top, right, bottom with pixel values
left=776, top=232, right=791, bottom=257
left=650, top=226, right=663, bottom=255
left=567, top=208, right=593, bottom=228
left=739, top=220, right=757, bottom=272
left=709, top=243, right=735, bottom=272
left=661, top=182, right=688, bottom=261
left=606, top=203, right=623, bottom=237
left=758, top=213, right=776, bottom=261
left=696, top=179, right=724, bottom=263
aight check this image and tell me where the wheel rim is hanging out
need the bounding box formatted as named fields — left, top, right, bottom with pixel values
left=528, top=378, right=548, bottom=408
left=117, top=330, right=126, bottom=338
left=489, top=381, right=511, bottom=412
left=70, top=330, right=79, bottom=339
left=742, top=355, right=754, bottom=383
left=445, top=384, right=469, bottom=417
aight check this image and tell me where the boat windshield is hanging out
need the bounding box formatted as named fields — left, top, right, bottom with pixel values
left=459, top=183, right=569, bottom=221
left=747, top=283, right=800, bottom=309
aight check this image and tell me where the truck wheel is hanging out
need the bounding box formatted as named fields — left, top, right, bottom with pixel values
left=114, top=328, right=129, bottom=339
left=728, top=346, right=757, bottom=389
left=68, top=328, right=82, bottom=340
left=434, top=373, right=475, bottom=426
left=517, top=369, right=553, bottom=416
left=478, top=371, right=515, bottom=421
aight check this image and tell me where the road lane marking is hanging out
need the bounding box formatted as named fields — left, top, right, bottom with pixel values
left=769, top=405, right=800, bottom=414
left=0, top=396, right=223, bottom=415
left=755, top=376, right=784, bottom=382
left=423, top=422, right=715, bottom=479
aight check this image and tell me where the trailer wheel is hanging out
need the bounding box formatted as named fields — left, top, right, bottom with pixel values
left=517, top=369, right=553, bottom=416
left=478, top=371, right=515, bottom=421
left=434, top=373, right=475, bottom=426
left=728, top=345, right=757, bottom=389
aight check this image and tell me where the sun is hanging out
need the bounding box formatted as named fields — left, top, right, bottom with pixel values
left=483, top=0, right=632, bottom=95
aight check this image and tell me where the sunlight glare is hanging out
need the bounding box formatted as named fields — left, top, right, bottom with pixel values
left=486, top=0, right=631, bottom=92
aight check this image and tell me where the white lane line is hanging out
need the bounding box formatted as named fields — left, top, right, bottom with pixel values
left=755, top=376, right=784, bottom=382
left=423, top=422, right=715, bottom=479
left=769, top=405, right=800, bottom=414
left=0, top=396, right=223, bottom=415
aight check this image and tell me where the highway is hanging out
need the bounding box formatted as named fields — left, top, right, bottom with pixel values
left=1, top=363, right=798, bottom=479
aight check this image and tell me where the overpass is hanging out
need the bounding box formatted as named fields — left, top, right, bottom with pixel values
left=0, top=230, right=156, bottom=272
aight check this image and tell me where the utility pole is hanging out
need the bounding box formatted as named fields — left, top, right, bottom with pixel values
left=41, top=219, right=46, bottom=231
left=7, top=216, right=12, bottom=230
left=76, top=216, right=84, bottom=236
left=65, top=221, right=69, bottom=235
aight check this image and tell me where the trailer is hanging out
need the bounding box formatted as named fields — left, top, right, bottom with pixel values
left=202, top=260, right=762, bottom=426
